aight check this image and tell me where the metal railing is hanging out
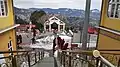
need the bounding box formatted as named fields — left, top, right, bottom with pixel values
left=0, top=49, right=44, bottom=67
left=57, top=49, right=120, bottom=67
left=98, top=50, right=120, bottom=67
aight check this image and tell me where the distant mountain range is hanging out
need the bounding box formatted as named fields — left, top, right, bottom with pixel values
left=14, top=7, right=100, bottom=22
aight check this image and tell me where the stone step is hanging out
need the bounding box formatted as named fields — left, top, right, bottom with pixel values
left=33, top=57, right=54, bottom=67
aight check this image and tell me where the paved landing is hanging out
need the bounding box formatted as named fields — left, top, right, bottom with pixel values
left=33, top=57, right=54, bottom=67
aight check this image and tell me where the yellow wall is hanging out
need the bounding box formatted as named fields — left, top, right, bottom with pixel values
left=97, top=0, right=120, bottom=49
left=0, top=30, right=16, bottom=51
left=98, top=34, right=120, bottom=50
left=100, top=0, right=120, bottom=31
left=0, top=0, right=17, bottom=53
left=0, top=0, right=14, bottom=29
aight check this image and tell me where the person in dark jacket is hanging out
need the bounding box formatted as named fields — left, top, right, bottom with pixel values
left=31, top=37, right=35, bottom=44
left=17, top=35, right=20, bottom=45
left=61, top=39, right=65, bottom=49
left=57, top=36, right=62, bottom=49
left=53, top=38, right=56, bottom=54
left=33, top=28, right=36, bottom=37
left=19, top=35, right=22, bottom=44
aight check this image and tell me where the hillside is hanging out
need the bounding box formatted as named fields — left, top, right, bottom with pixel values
left=14, top=7, right=100, bottom=24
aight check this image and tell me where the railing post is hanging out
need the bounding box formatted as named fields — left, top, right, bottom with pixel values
left=63, top=52, right=65, bottom=67
left=35, top=52, right=37, bottom=63
left=12, top=56, right=17, bottom=67
left=81, top=54, right=84, bottom=67
left=69, top=52, right=71, bottom=67
left=27, top=53, right=31, bottom=67
left=39, top=52, right=40, bottom=61
left=43, top=51, right=44, bottom=58
left=41, top=51, right=42, bottom=59
left=96, top=57, right=99, bottom=67
left=41, top=51, right=44, bottom=59
left=41, top=51, right=43, bottom=59
left=117, top=58, right=120, bottom=67
left=60, top=52, right=62, bottom=65
left=100, top=61, right=103, bottom=67
left=40, top=51, right=42, bottom=59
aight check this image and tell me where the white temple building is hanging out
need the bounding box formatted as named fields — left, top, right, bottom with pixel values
left=44, top=16, right=65, bottom=32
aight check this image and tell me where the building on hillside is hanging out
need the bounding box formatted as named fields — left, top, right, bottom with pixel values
left=0, top=0, right=19, bottom=56
left=44, top=16, right=65, bottom=32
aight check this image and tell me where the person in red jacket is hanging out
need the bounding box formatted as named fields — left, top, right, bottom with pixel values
left=61, top=39, right=65, bottom=49
left=62, top=43, right=68, bottom=50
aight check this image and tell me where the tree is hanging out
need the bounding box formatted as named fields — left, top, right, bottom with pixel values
left=36, top=23, right=44, bottom=32
left=37, top=14, right=49, bottom=25
left=30, top=10, right=46, bottom=32
left=30, top=10, right=46, bottom=25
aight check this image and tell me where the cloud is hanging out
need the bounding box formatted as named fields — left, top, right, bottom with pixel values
left=91, top=0, right=102, bottom=9
left=13, top=0, right=102, bottom=10
left=13, top=0, right=34, bottom=8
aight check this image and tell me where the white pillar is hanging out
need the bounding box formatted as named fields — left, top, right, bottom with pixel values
left=44, top=24, right=46, bottom=31
left=29, top=22, right=32, bottom=31
left=28, top=22, right=32, bottom=32
left=58, top=25, right=60, bottom=32
left=49, top=24, right=51, bottom=32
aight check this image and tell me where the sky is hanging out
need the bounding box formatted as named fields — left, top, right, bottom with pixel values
left=13, top=0, right=102, bottom=10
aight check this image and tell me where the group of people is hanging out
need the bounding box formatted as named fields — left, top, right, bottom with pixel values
left=53, top=36, right=68, bottom=53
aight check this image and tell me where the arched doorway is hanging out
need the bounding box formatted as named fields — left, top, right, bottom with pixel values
left=46, top=25, right=49, bottom=31
left=46, top=25, right=49, bottom=29
left=51, top=22, right=58, bottom=30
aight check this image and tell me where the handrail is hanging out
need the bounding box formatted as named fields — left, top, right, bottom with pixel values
left=0, top=24, right=20, bottom=34
left=58, top=50, right=95, bottom=67
left=0, top=50, right=30, bottom=54
left=95, top=26, right=120, bottom=35
left=0, top=56, right=12, bottom=59
left=63, top=53, right=96, bottom=67
left=100, top=56, right=115, bottom=67
left=93, top=50, right=116, bottom=67
left=62, top=50, right=93, bottom=55
left=99, top=49, right=120, bottom=51
left=58, top=49, right=119, bottom=67
left=62, top=49, right=120, bottom=55
left=0, top=49, right=44, bottom=67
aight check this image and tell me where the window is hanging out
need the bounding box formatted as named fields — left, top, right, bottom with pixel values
left=0, top=0, right=8, bottom=16
left=108, top=0, right=120, bottom=18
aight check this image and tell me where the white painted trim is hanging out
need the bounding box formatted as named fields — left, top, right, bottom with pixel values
left=0, top=0, right=9, bottom=17
left=109, top=0, right=120, bottom=18
left=0, top=24, right=20, bottom=34
left=95, top=26, right=120, bottom=35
